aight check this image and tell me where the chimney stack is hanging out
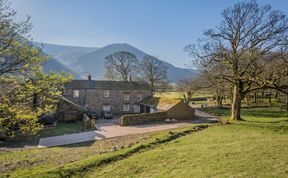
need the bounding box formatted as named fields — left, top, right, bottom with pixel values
left=88, top=73, right=91, bottom=81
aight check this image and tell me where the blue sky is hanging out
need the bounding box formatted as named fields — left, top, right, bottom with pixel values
left=11, top=0, right=288, bottom=68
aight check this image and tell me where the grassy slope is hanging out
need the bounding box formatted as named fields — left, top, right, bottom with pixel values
left=85, top=107, right=288, bottom=178
left=86, top=125, right=288, bottom=178
left=0, top=133, right=154, bottom=176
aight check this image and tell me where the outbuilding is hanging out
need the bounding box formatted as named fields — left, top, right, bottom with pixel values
left=137, top=96, right=195, bottom=120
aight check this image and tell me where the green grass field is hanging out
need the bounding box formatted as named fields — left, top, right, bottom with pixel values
left=0, top=132, right=156, bottom=177
left=0, top=121, right=83, bottom=148
left=1, top=107, right=287, bottom=177
left=154, top=91, right=213, bottom=100
left=84, top=107, right=288, bottom=178
left=86, top=124, right=288, bottom=178
left=204, top=107, right=288, bottom=123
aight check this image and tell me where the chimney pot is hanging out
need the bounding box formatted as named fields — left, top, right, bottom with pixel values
left=88, top=73, right=91, bottom=80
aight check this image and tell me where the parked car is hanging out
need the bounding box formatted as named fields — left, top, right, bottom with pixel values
left=86, top=111, right=99, bottom=119
left=103, top=111, right=113, bottom=119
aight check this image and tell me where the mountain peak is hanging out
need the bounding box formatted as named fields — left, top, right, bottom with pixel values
left=101, top=43, right=138, bottom=51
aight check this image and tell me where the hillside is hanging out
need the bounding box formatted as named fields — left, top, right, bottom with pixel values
left=39, top=42, right=197, bottom=82
left=34, top=42, right=98, bottom=68
left=42, top=56, right=78, bottom=76
left=87, top=123, right=288, bottom=177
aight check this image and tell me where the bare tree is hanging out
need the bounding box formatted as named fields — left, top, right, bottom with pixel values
left=104, top=66, right=115, bottom=81
left=105, top=51, right=138, bottom=81
left=185, top=1, right=288, bottom=120
left=140, top=55, right=168, bottom=91
left=198, top=71, right=231, bottom=108
left=178, top=71, right=230, bottom=107
left=178, top=77, right=198, bottom=104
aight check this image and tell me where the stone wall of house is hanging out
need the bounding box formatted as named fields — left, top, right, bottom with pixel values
left=64, top=89, right=86, bottom=105
left=57, top=100, right=83, bottom=122
left=120, top=112, right=167, bottom=126
left=64, top=88, right=152, bottom=114
left=166, top=102, right=195, bottom=120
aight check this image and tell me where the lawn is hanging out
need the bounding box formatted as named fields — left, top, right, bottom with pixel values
left=0, top=121, right=83, bottom=148
left=39, top=121, right=83, bottom=138
left=204, top=107, right=288, bottom=123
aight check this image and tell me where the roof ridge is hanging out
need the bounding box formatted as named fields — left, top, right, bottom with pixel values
left=65, top=80, right=151, bottom=90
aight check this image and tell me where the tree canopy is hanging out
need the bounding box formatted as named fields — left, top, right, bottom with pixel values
left=105, top=51, right=139, bottom=81
left=0, top=0, right=72, bottom=138
left=139, top=55, right=168, bottom=91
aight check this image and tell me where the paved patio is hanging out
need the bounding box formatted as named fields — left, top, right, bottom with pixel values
left=38, top=110, right=218, bottom=148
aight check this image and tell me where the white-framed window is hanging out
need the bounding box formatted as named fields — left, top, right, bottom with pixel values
left=73, top=90, right=79, bottom=98
left=134, top=105, right=140, bottom=113
left=123, top=93, right=130, bottom=101
left=104, top=90, right=109, bottom=97
left=137, top=94, right=143, bottom=102
left=103, top=104, right=111, bottom=111
left=123, top=104, right=130, bottom=111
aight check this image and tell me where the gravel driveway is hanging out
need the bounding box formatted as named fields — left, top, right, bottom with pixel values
left=38, top=110, right=218, bottom=148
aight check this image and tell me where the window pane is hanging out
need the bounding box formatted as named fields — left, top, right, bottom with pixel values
left=134, top=105, right=140, bottom=113
left=73, top=90, right=79, bottom=98
left=104, top=90, right=109, bottom=97
left=123, top=104, right=129, bottom=111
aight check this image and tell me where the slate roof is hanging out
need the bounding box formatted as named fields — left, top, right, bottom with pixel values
left=65, top=80, right=151, bottom=90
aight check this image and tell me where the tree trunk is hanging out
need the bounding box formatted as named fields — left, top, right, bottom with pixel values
left=261, top=90, right=264, bottom=99
left=216, top=96, right=223, bottom=108
left=254, top=91, right=257, bottom=103
left=275, top=90, right=278, bottom=99
left=286, top=93, right=288, bottom=112
left=245, top=95, right=250, bottom=106
left=231, top=84, right=243, bottom=120
left=268, top=89, right=272, bottom=105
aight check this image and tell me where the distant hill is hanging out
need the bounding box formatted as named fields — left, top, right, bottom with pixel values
left=39, top=42, right=197, bottom=82
left=72, top=43, right=198, bottom=81
left=34, top=42, right=98, bottom=68
left=42, top=56, right=80, bottom=77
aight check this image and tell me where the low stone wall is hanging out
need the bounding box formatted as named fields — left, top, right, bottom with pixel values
left=82, top=113, right=96, bottom=131
left=120, top=112, right=167, bottom=126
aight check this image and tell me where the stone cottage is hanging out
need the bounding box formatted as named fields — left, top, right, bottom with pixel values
left=58, top=75, right=152, bottom=121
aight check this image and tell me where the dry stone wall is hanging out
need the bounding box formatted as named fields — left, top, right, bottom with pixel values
left=120, top=112, right=167, bottom=126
